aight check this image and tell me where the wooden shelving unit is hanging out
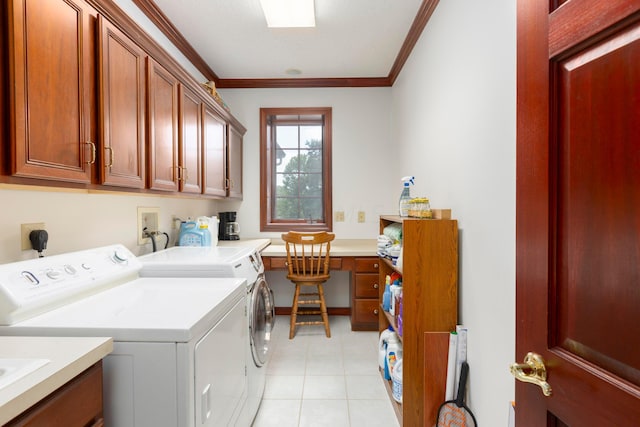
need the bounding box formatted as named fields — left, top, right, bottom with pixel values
left=378, top=215, right=458, bottom=426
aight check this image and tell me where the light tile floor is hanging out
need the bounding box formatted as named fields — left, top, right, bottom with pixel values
left=251, top=315, right=400, bottom=427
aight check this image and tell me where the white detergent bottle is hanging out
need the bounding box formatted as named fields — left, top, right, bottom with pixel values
left=378, top=327, right=394, bottom=370
left=398, top=176, right=414, bottom=217
left=392, top=358, right=403, bottom=403
left=386, top=332, right=403, bottom=379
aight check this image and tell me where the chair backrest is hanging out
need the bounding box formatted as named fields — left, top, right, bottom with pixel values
left=281, top=231, right=335, bottom=280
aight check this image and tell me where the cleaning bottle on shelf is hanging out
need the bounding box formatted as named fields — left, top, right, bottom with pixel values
left=378, top=326, right=394, bottom=370
left=398, top=176, right=414, bottom=217
left=385, top=332, right=403, bottom=381
left=382, top=275, right=392, bottom=312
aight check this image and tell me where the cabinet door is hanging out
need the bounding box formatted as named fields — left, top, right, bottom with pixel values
left=8, top=0, right=96, bottom=183
left=227, top=125, right=243, bottom=199
left=202, top=104, right=227, bottom=197
left=97, top=16, right=146, bottom=188
left=147, top=58, right=178, bottom=191
left=179, top=85, right=202, bottom=194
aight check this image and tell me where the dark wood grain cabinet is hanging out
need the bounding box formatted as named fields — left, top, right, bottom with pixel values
left=202, top=104, right=227, bottom=197
left=227, top=124, right=243, bottom=199
left=97, top=16, right=146, bottom=189
left=7, top=0, right=97, bottom=183
left=2, top=0, right=245, bottom=197
left=147, top=58, right=179, bottom=191
left=6, top=362, right=105, bottom=427
left=350, top=257, right=380, bottom=330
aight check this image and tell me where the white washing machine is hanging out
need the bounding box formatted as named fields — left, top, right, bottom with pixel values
left=0, top=245, right=248, bottom=427
left=137, top=246, right=275, bottom=425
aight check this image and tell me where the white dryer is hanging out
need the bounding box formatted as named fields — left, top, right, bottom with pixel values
left=0, top=245, right=248, bottom=427
left=137, top=246, right=275, bottom=425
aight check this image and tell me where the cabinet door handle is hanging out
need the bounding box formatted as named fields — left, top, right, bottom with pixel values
left=373, top=283, right=379, bottom=289
left=373, top=308, right=379, bottom=315
left=374, top=263, right=379, bottom=268
left=105, top=146, right=114, bottom=167
left=85, top=141, right=96, bottom=164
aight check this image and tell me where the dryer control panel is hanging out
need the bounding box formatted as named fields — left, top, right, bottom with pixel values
left=0, top=244, right=141, bottom=325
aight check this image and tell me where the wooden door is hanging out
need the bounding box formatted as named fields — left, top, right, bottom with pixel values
left=202, top=104, right=227, bottom=197
left=98, top=16, right=146, bottom=188
left=147, top=58, right=178, bottom=191
left=8, top=0, right=96, bottom=183
left=516, top=0, right=640, bottom=425
left=179, top=85, right=202, bottom=194
left=227, top=125, right=243, bottom=199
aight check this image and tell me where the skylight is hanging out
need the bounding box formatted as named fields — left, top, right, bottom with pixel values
left=259, top=0, right=316, bottom=28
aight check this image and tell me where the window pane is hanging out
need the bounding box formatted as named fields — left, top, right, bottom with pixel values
left=276, top=126, right=299, bottom=149
left=276, top=150, right=298, bottom=173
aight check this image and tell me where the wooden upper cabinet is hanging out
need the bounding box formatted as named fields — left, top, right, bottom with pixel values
left=7, top=0, right=96, bottom=183
left=202, top=104, right=227, bottom=197
left=227, top=125, right=243, bottom=199
left=179, top=85, right=202, bottom=194
left=97, top=15, right=146, bottom=188
left=146, top=58, right=179, bottom=191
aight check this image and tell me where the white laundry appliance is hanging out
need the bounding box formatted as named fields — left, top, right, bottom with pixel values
left=0, top=245, right=248, bottom=427
left=137, top=246, right=275, bottom=425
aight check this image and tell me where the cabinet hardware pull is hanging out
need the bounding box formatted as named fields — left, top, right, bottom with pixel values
left=373, top=283, right=379, bottom=289
left=373, top=309, right=379, bottom=315
left=105, top=146, right=114, bottom=167
left=374, top=263, right=379, bottom=268
left=85, top=141, right=96, bottom=164
left=510, top=352, right=552, bottom=396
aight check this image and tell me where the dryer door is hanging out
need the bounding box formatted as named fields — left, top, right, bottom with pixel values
left=249, top=275, right=275, bottom=366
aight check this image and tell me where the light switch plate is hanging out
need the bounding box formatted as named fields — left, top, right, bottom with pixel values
left=358, top=211, right=365, bottom=223
left=335, top=211, right=345, bottom=222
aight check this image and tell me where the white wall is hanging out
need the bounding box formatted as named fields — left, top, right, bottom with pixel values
left=392, top=0, right=516, bottom=424
left=218, top=87, right=397, bottom=239
left=0, top=186, right=220, bottom=263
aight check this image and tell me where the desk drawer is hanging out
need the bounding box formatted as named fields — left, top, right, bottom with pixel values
left=355, top=258, right=379, bottom=273
left=265, top=257, right=343, bottom=270
left=352, top=299, right=379, bottom=326
left=354, top=273, right=380, bottom=298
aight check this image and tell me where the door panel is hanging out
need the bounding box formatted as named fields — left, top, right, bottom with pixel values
left=9, top=0, right=95, bottom=183
left=179, top=85, right=202, bottom=194
left=98, top=16, right=146, bottom=188
left=516, top=0, right=640, bottom=425
left=202, top=104, right=227, bottom=197
left=147, top=58, right=178, bottom=191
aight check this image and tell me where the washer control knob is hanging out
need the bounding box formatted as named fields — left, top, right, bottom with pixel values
left=64, top=264, right=77, bottom=275
left=46, top=269, right=62, bottom=280
left=112, top=249, right=129, bottom=263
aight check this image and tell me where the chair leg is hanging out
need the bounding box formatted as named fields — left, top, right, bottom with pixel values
left=290, top=284, right=301, bottom=339
left=317, top=283, right=331, bottom=338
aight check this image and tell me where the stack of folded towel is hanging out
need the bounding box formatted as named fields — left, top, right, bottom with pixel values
left=377, top=235, right=392, bottom=257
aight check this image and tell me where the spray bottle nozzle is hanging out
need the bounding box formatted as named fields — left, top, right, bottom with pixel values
left=401, top=176, right=415, bottom=185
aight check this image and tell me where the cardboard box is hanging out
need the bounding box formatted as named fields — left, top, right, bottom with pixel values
left=432, top=209, right=452, bottom=219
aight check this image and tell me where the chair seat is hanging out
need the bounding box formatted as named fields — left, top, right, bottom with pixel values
left=282, top=231, right=335, bottom=339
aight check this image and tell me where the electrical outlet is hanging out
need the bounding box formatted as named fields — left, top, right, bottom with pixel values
left=137, top=207, right=160, bottom=245
left=335, top=211, right=345, bottom=222
left=358, top=211, right=366, bottom=223
left=21, top=222, right=46, bottom=251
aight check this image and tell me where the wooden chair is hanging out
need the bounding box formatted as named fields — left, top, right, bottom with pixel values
left=282, top=231, right=335, bottom=339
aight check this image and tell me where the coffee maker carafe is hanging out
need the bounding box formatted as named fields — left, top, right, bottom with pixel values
left=219, top=211, right=240, bottom=240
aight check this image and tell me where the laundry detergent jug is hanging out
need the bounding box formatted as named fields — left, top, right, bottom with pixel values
left=178, top=219, right=211, bottom=247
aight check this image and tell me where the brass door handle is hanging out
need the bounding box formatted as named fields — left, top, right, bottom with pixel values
left=105, top=146, right=114, bottom=168
left=85, top=141, right=96, bottom=164
left=510, top=352, right=552, bottom=396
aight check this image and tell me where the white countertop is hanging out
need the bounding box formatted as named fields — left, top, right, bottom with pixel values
left=218, top=238, right=377, bottom=257
left=0, top=336, right=113, bottom=425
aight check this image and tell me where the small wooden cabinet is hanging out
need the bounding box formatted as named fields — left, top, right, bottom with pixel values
left=147, top=58, right=179, bottom=191
left=226, top=124, right=243, bottom=199
left=378, top=215, right=458, bottom=426
left=7, top=0, right=97, bottom=183
left=178, top=85, right=203, bottom=194
left=350, top=257, right=380, bottom=330
left=7, top=362, right=105, bottom=426
left=98, top=16, right=146, bottom=188
left=202, top=104, right=227, bottom=197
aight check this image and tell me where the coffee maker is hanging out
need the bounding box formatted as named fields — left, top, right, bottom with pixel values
left=218, top=211, right=240, bottom=240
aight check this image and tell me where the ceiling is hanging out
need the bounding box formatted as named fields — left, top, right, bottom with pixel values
left=132, top=0, right=439, bottom=88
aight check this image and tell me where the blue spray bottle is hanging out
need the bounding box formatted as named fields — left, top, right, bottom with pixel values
left=398, top=176, right=414, bottom=217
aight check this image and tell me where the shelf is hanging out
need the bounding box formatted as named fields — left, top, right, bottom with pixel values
left=379, top=369, right=403, bottom=425
left=380, top=305, right=402, bottom=343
